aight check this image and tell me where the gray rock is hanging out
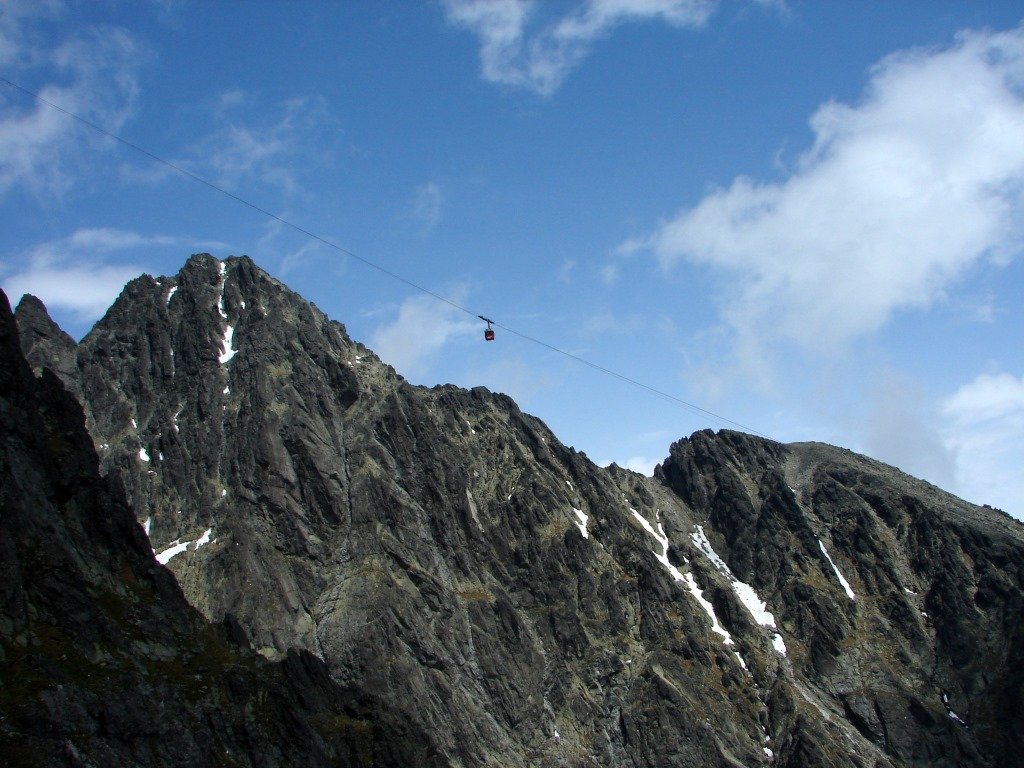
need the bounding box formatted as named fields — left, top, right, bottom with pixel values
left=19, top=253, right=1024, bottom=767
left=0, top=288, right=434, bottom=767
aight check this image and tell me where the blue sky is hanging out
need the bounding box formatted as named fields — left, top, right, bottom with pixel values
left=2, top=0, right=1023, bottom=518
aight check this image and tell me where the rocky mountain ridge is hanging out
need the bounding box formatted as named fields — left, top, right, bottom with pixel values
left=9, top=253, right=1024, bottom=767
left=0, top=288, right=435, bottom=767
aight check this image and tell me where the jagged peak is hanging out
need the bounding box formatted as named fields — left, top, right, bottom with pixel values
left=14, top=292, right=77, bottom=347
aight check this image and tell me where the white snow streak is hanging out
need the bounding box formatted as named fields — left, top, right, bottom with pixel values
left=215, top=260, right=237, bottom=364
left=219, top=323, right=236, bottom=364
left=155, top=527, right=214, bottom=565
left=143, top=517, right=151, bottom=537
left=630, top=509, right=734, bottom=646
left=166, top=285, right=178, bottom=305
left=691, top=525, right=787, bottom=655
left=138, top=447, right=150, bottom=462
left=943, top=692, right=967, bottom=726
left=683, top=572, right=734, bottom=645
left=818, top=539, right=856, bottom=600
left=155, top=539, right=189, bottom=565
left=572, top=507, right=589, bottom=539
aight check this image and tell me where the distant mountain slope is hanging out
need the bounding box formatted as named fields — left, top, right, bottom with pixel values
left=17, top=253, right=1024, bottom=767
left=0, top=288, right=434, bottom=767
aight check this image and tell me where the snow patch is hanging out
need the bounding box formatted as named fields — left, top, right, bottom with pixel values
left=143, top=517, right=151, bottom=537
left=172, top=406, right=182, bottom=433
left=155, top=539, right=189, bottom=565
left=138, top=447, right=150, bottom=462
left=683, top=572, right=733, bottom=645
left=818, top=539, right=856, bottom=600
left=942, top=692, right=967, bottom=726
left=572, top=507, right=589, bottom=539
left=155, top=527, right=215, bottom=565
left=630, top=509, right=735, bottom=647
left=219, top=324, right=236, bottom=364
left=691, top=525, right=787, bottom=655
left=131, top=418, right=137, bottom=429
left=771, top=633, right=788, bottom=655
left=166, top=285, right=178, bottom=305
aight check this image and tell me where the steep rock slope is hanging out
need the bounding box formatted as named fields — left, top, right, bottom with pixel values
left=658, top=431, right=1024, bottom=767
left=0, top=288, right=431, bottom=767
left=21, top=254, right=1024, bottom=767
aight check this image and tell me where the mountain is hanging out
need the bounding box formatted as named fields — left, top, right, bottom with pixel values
left=11, top=253, right=1024, bottom=767
left=0, top=288, right=442, bottom=766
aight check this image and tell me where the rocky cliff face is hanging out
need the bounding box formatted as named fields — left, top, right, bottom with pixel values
left=14, top=254, right=1024, bottom=767
left=0, top=288, right=433, bottom=767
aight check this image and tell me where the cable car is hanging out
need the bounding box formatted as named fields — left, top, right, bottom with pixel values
left=479, top=315, right=495, bottom=341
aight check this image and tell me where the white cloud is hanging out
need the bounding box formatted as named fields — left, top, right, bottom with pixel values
left=0, top=0, right=63, bottom=69
left=183, top=96, right=338, bottom=196
left=941, top=371, right=1024, bottom=518
left=0, top=228, right=170, bottom=321
left=640, top=25, right=1024, bottom=362
left=943, top=372, right=1024, bottom=425
left=0, top=8, right=142, bottom=196
left=370, top=292, right=477, bottom=378
left=442, top=0, right=717, bottom=95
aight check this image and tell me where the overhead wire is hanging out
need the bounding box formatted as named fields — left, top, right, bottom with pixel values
left=0, top=75, right=771, bottom=440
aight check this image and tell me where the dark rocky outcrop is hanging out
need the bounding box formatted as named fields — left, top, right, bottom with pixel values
left=14, top=294, right=79, bottom=385
left=14, top=253, right=1024, bottom=767
left=0, top=288, right=429, bottom=767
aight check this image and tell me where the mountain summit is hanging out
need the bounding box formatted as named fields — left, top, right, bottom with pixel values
left=9, top=254, right=1024, bottom=767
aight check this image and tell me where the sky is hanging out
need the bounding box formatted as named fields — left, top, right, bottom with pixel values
left=1, top=0, right=1022, bottom=519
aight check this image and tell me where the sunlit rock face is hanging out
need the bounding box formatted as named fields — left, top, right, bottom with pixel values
left=20, top=254, right=1024, bottom=768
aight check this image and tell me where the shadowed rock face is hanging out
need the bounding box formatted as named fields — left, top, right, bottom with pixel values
left=0, top=288, right=435, bottom=767
left=18, top=253, right=1024, bottom=768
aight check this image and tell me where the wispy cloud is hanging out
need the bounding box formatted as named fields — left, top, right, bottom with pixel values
left=0, top=228, right=174, bottom=322
left=636, top=25, right=1024, bottom=367
left=370, top=291, right=477, bottom=378
left=0, top=2, right=142, bottom=196
left=182, top=94, right=339, bottom=197
left=442, top=0, right=720, bottom=95
left=941, top=371, right=1024, bottom=516
left=410, top=182, right=445, bottom=234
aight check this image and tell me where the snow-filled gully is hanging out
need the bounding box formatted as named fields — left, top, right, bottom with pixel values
left=627, top=505, right=789, bottom=665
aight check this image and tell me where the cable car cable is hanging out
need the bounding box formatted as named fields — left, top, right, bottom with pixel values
left=0, top=75, right=771, bottom=440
